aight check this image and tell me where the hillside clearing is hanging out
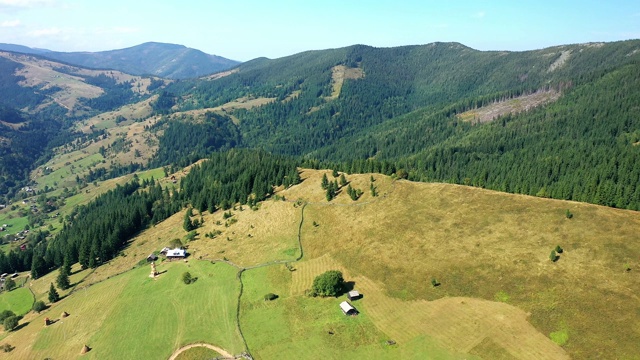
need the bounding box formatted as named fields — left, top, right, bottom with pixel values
left=457, top=90, right=561, bottom=124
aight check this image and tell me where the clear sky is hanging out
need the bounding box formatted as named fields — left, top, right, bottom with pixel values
left=1, top=0, right=639, bottom=61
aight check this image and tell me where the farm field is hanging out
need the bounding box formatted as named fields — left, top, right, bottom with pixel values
left=0, top=287, right=33, bottom=316
left=0, top=261, right=243, bottom=359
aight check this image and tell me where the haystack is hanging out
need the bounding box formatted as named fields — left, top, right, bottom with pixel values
left=80, top=345, right=91, bottom=354
left=61, top=311, right=69, bottom=318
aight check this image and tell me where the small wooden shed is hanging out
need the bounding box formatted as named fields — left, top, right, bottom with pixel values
left=347, top=290, right=362, bottom=301
left=339, top=301, right=358, bottom=316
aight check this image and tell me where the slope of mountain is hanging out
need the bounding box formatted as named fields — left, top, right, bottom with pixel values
left=153, top=39, right=640, bottom=209
left=0, top=42, right=241, bottom=79
left=0, top=50, right=168, bottom=200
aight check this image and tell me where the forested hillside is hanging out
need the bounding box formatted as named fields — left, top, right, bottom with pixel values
left=152, top=40, right=640, bottom=209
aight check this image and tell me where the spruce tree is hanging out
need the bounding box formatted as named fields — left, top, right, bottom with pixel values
left=321, top=173, right=329, bottom=190
left=48, top=283, right=60, bottom=303
left=339, top=174, right=347, bottom=187
left=56, top=267, right=70, bottom=290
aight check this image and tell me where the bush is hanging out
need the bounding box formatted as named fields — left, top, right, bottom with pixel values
left=182, top=271, right=194, bottom=284
left=550, top=250, right=558, bottom=262
left=4, top=277, right=16, bottom=291
left=555, top=245, right=564, bottom=254
left=1, top=343, right=13, bottom=352
left=565, top=209, right=573, bottom=219
left=3, top=316, right=18, bottom=332
left=0, top=310, right=15, bottom=323
left=263, top=293, right=278, bottom=301
left=431, top=278, right=440, bottom=287
left=32, top=301, right=47, bottom=313
left=311, top=270, right=344, bottom=297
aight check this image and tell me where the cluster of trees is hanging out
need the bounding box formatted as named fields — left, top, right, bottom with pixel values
left=179, top=149, right=300, bottom=212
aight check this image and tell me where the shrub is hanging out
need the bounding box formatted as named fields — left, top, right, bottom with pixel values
left=555, top=245, right=564, bottom=254
left=550, top=250, right=558, bottom=262
left=4, top=277, right=16, bottom=291
left=311, top=270, right=344, bottom=297
left=1, top=343, right=13, bottom=352
left=169, top=238, right=183, bottom=249
left=264, top=293, right=278, bottom=301
left=431, top=278, right=440, bottom=287
left=3, top=316, right=18, bottom=332
left=565, top=209, right=573, bottom=219
left=32, top=301, right=47, bottom=313
left=182, top=271, right=194, bottom=284
left=0, top=310, right=16, bottom=323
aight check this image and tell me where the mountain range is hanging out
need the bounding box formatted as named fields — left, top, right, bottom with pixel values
left=0, top=42, right=240, bottom=79
left=0, top=39, right=639, bottom=210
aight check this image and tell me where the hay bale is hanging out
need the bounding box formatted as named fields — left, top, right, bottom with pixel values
left=61, top=311, right=69, bottom=318
left=80, top=345, right=91, bottom=354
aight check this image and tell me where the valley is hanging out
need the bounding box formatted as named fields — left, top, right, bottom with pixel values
left=0, top=38, right=639, bottom=359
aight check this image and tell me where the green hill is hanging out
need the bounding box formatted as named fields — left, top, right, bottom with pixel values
left=30, top=42, right=240, bottom=80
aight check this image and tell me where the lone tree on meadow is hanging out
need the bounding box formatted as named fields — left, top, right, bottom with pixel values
left=48, top=283, right=60, bottom=303
left=32, top=300, right=47, bottom=313
left=3, top=316, right=18, bottom=332
left=311, top=270, right=345, bottom=297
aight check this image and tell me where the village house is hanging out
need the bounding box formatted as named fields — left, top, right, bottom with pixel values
left=166, top=248, right=186, bottom=260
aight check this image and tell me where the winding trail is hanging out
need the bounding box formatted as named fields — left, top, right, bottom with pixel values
left=168, top=343, right=233, bottom=360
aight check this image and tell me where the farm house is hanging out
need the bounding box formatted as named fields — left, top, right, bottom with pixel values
left=166, top=248, right=186, bottom=260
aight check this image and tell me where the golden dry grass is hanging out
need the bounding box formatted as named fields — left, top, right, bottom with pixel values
left=187, top=200, right=301, bottom=266
left=282, top=169, right=640, bottom=359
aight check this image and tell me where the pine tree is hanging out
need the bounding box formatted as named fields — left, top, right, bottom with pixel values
left=56, top=267, right=70, bottom=290
left=183, top=209, right=195, bottom=231
left=48, top=283, right=60, bottom=303
left=339, top=174, right=347, bottom=187
left=332, top=169, right=339, bottom=178
left=321, top=173, right=329, bottom=190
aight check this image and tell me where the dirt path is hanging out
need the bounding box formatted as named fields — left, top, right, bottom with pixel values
left=168, top=343, right=234, bottom=360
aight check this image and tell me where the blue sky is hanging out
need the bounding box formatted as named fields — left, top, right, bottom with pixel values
left=1, top=0, right=639, bottom=61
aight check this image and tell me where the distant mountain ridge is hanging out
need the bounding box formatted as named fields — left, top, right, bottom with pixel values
left=0, top=42, right=240, bottom=79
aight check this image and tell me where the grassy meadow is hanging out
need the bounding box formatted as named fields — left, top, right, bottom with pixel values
left=2, top=168, right=640, bottom=359
left=0, top=261, right=243, bottom=360
left=0, top=287, right=33, bottom=316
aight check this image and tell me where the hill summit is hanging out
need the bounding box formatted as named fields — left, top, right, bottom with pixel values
left=0, top=42, right=240, bottom=79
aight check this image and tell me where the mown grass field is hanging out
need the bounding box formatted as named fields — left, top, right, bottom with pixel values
left=174, top=346, right=222, bottom=360
left=0, top=261, right=243, bottom=360
left=0, top=287, right=33, bottom=316
left=240, top=265, right=474, bottom=360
